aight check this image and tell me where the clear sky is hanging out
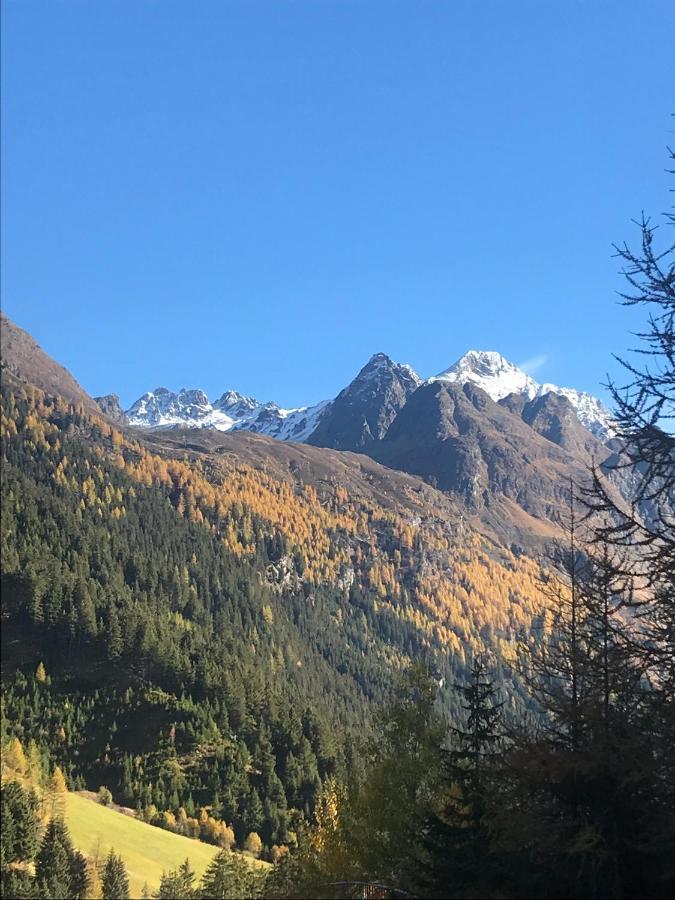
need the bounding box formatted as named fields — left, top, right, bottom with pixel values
left=2, top=1, right=673, bottom=410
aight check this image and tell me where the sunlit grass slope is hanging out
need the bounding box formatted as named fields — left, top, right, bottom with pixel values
left=65, top=792, right=264, bottom=896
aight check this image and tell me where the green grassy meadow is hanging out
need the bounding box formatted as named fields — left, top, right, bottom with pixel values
left=64, top=792, right=265, bottom=896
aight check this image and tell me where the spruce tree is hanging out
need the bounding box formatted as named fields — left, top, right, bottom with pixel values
left=417, top=658, right=503, bottom=898
left=503, top=516, right=669, bottom=898
left=155, top=858, right=196, bottom=899
left=155, top=869, right=185, bottom=899
left=35, top=818, right=81, bottom=899
left=0, top=781, right=39, bottom=864
left=70, top=850, right=90, bottom=899
left=101, top=850, right=130, bottom=900
left=178, top=858, right=196, bottom=898
left=197, top=849, right=259, bottom=900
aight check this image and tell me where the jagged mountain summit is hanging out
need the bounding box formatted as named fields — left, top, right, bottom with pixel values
left=93, top=393, right=127, bottom=424
left=306, top=352, right=422, bottom=451
left=432, top=350, right=614, bottom=440
left=433, top=350, right=539, bottom=399
left=126, top=385, right=330, bottom=442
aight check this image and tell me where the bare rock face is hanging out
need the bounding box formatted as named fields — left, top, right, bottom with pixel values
left=500, top=391, right=608, bottom=460
left=307, top=353, right=421, bottom=452
left=373, top=380, right=600, bottom=520
left=94, top=394, right=128, bottom=425
left=498, top=392, right=528, bottom=419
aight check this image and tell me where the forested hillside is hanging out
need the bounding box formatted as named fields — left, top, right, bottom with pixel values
left=0, top=361, right=549, bottom=856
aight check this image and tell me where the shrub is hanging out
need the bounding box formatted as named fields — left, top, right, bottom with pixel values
left=243, top=831, right=263, bottom=857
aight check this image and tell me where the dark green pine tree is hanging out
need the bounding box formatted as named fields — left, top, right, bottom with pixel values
left=505, top=534, right=671, bottom=900
left=177, top=858, right=196, bottom=898
left=73, top=578, right=97, bottom=640
left=155, top=858, right=196, bottom=899
left=35, top=818, right=83, bottom=899
left=0, top=803, right=15, bottom=869
left=120, top=753, right=135, bottom=805
left=70, top=850, right=89, bottom=899
left=417, top=658, right=503, bottom=898
left=0, top=781, right=40, bottom=864
left=197, top=849, right=260, bottom=900
left=154, top=868, right=187, bottom=899
left=245, top=787, right=265, bottom=836
left=0, top=867, right=36, bottom=900
left=102, top=849, right=130, bottom=900
left=104, top=604, right=123, bottom=660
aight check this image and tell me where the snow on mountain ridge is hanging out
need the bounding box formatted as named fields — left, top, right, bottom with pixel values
left=214, top=390, right=258, bottom=413
left=126, top=386, right=331, bottom=442
left=431, top=351, right=614, bottom=440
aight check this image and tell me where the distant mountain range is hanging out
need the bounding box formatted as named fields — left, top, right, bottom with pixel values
left=117, top=349, right=614, bottom=443
left=1, top=311, right=625, bottom=547
left=123, top=386, right=330, bottom=443
left=87, top=347, right=622, bottom=538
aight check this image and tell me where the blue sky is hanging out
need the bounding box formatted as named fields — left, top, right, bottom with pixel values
left=2, top=1, right=673, bottom=409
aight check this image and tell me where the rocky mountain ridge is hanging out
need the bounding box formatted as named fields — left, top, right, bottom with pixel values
left=122, top=348, right=613, bottom=444
left=126, top=385, right=330, bottom=442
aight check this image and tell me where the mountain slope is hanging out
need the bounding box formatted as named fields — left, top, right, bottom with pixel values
left=514, top=391, right=608, bottom=458
left=2, top=313, right=617, bottom=546
left=372, top=380, right=604, bottom=524
left=63, top=792, right=223, bottom=896
left=0, top=313, right=102, bottom=418
left=1, top=316, right=555, bottom=857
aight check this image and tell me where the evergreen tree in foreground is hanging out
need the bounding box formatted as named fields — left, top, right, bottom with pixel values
left=197, top=849, right=262, bottom=899
left=154, top=858, right=196, bottom=899
left=417, top=658, right=503, bottom=898
left=499, top=505, right=670, bottom=899
left=0, top=781, right=40, bottom=866
left=101, top=850, right=130, bottom=900
left=35, top=817, right=88, bottom=900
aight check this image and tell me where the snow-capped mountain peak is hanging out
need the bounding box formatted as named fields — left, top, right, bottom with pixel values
left=127, top=386, right=214, bottom=428
left=213, top=390, right=260, bottom=419
left=431, top=351, right=614, bottom=440
left=432, top=350, right=539, bottom=400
